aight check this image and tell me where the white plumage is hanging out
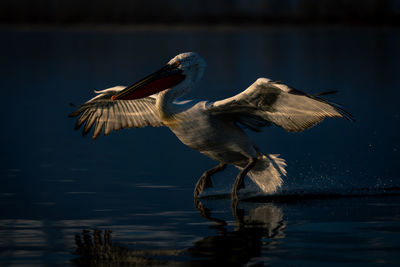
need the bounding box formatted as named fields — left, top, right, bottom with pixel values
left=70, top=52, right=352, bottom=200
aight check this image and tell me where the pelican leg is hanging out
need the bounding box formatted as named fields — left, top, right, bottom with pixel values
left=194, top=163, right=227, bottom=198
left=231, top=198, right=245, bottom=226
left=232, top=157, right=257, bottom=200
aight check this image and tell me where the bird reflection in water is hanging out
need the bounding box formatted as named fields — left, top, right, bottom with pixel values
left=73, top=229, right=181, bottom=266
left=72, top=200, right=285, bottom=266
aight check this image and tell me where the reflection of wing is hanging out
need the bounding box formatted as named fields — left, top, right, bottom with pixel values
left=69, top=86, right=163, bottom=139
left=74, top=229, right=182, bottom=265
left=210, top=78, right=353, bottom=132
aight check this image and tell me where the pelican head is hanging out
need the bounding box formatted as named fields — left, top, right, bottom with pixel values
left=168, top=52, right=207, bottom=84
left=111, top=52, right=206, bottom=101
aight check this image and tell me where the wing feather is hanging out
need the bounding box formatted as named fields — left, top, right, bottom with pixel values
left=144, top=101, right=161, bottom=125
left=100, top=102, right=111, bottom=136
left=126, top=101, right=138, bottom=126
left=104, top=102, right=114, bottom=136
left=122, top=101, right=134, bottom=128
left=93, top=105, right=105, bottom=139
left=82, top=111, right=95, bottom=136
left=75, top=108, right=90, bottom=130
left=119, top=101, right=129, bottom=129
left=130, top=101, right=144, bottom=127
left=139, top=101, right=155, bottom=125
left=210, top=78, right=353, bottom=132
left=111, top=100, right=122, bottom=131
left=69, top=86, right=163, bottom=139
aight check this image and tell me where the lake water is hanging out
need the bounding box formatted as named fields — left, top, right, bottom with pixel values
left=1, top=25, right=399, bottom=266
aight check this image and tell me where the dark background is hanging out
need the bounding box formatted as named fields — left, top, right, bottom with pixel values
left=1, top=0, right=400, bottom=25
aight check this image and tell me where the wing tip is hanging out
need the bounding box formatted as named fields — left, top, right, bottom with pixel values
left=68, top=111, right=80, bottom=118
left=330, top=102, right=355, bottom=122
left=74, top=123, right=82, bottom=130
left=308, top=91, right=355, bottom=123
left=82, top=128, right=90, bottom=137
left=313, top=90, right=339, bottom=97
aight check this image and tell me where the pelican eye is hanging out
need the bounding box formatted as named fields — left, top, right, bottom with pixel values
left=169, top=61, right=181, bottom=69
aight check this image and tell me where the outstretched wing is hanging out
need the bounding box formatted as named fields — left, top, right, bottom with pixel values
left=69, top=86, right=163, bottom=139
left=210, top=78, right=353, bottom=132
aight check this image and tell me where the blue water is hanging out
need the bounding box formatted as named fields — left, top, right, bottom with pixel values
left=0, top=25, right=400, bottom=266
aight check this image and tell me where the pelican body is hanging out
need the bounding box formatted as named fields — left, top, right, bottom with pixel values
left=70, top=52, right=352, bottom=200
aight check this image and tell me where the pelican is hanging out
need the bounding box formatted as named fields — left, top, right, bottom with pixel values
left=69, top=52, right=352, bottom=200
